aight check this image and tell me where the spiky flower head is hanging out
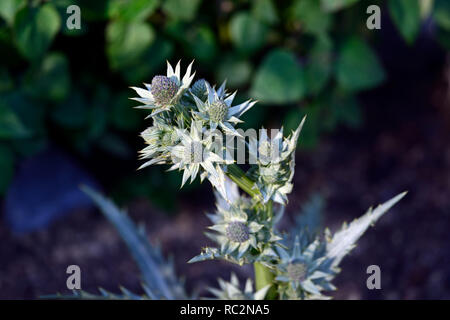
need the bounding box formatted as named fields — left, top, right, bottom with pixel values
left=168, top=120, right=228, bottom=193
left=207, top=273, right=270, bottom=300
left=131, top=61, right=195, bottom=116
left=274, top=236, right=337, bottom=300
left=248, top=117, right=305, bottom=205
left=151, top=75, right=179, bottom=106
left=138, top=121, right=180, bottom=169
left=190, top=79, right=208, bottom=100
left=189, top=180, right=281, bottom=266
left=193, top=81, right=256, bottom=136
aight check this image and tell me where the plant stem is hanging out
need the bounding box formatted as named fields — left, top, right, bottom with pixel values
left=254, top=262, right=277, bottom=300
left=226, top=164, right=260, bottom=198
left=226, top=164, right=277, bottom=299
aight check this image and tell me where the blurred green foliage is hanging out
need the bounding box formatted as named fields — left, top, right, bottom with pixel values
left=0, top=0, right=448, bottom=208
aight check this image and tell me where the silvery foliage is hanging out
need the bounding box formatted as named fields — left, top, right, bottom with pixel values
left=56, top=61, right=405, bottom=300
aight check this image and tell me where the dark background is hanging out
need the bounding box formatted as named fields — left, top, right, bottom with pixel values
left=0, top=0, right=449, bottom=299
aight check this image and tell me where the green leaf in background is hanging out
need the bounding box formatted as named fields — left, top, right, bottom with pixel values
left=305, top=38, right=333, bottom=95
left=0, top=68, right=13, bottom=92
left=162, top=0, right=202, bottom=22
left=336, top=37, right=385, bottom=92
left=230, top=12, right=268, bottom=54
left=106, top=20, right=155, bottom=70
left=14, top=3, right=61, bottom=61
left=0, top=0, right=26, bottom=26
left=321, top=0, right=360, bottom=12
left=251, top=49, right=305, bottom=104
left=290, top=0, right=332, bottom=35
left=323, top=90, right=362, bottom=131
left=0, top=144, right=14, bottom=195
left=24, top=53, right=70, bottom=102
left=108, top=0, right=159, bottom=22
left=122, top=36, right=174, bottom=83
left=251, top=0, right=278, bottom=25
left=434, top=0, right=450, bottom=31
left=283, top=103, right=320, bottom=148
left=216, top=56, right=252, bottom=89
left=0, top=101, right=29, bottom=139
left=388, top=0, right=421, bottom=44
left=111, top=92, right=142, bottom=131
left=184, top=25, right=217, bottom=63
left=51, top=92, right=88, bottom=129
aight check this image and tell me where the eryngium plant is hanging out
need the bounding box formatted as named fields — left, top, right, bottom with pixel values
left=55, top=61, right=405, bottom=300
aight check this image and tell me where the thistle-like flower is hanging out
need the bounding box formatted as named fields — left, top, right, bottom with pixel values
left=274, top=236, right=336, bottom=300
left=208, top=273, right=270, bottom=300
left=193, top=82, right=256, bottom=136
left=168, top=120, right=226, bottom=189
left=248, top=117, right=305, bottom=205
left=190, top=180, right=281, bottom=265
left=131, top=61, right=195, bottom=116
left=138, top=121, right=179, bottom=169
left=190, top=78, right=208, bottom=100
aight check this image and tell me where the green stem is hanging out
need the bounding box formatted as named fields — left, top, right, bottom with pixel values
left=226, top=164, right=277, bottom=299
left=254, top=262, right=277, bottom=300
left=226, top=164, right=260, bottom=198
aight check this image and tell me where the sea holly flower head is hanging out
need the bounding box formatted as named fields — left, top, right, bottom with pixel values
left=208, top=273, right=270, bottom=300
left=168, top=120, right=227, bottom=190
left=248, top=117, right=305, bottom=205
left=138, top=122, right=180, bottom=169
left=190, top=78, right=208, bottom=100
left=193, top=81, right=256, bottom=137
left=131, top=61, right=195, bottom=116
left=274, top=236, right=336, bottom=300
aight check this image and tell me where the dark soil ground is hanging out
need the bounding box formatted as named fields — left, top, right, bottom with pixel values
left=1, top=40, right=449, bottom=299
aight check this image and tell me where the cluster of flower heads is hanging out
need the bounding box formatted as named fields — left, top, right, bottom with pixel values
left=132, top=61, right=405, bottom=300
left=131, top=61, right=302, bottom=203
left=189, top=179, right=282, bottom=266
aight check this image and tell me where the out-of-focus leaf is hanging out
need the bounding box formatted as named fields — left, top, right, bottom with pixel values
left=336, top=37, right=385, bottom=92
left=305, top=38, right=333, bottom=95
left=51, top=92, right=88, bottom=129
left=82, top=186, right=187, bottom=299
left=0, top=143, right=14, bottom=195
left=184, top=25, right=217, bottom=63
left=434, top=0, right=450, bottom=31
left=388, top=0, right=421, bottom=44
left=283, top=103, right=320, bottom=148
left=0, top=68, right=13, bottom=92
left=321, top=0, right=359, bottom=12
left=229, top=12, right=268, bottom=54
left=251, top=0, right=278, bottom=25
left=108, top=0, right=159, bottom=22
left=323, top=90, right=362, bottom=131
left=251, top=49, right=305, bottom=104
left=111, top=92, right=141, bottom=131
left=290, top=0, right=332, bottom=35
left=77, top=0, right=109, bottom=21
left=122, top=36, right=174, bottom=83
left=14, top=3, right=61, bottom=61
left=106, top=20, right=155, bottom=70
left=162, top=0, right=202, bottom=22
left=216, top=57, right=252, bottom=89
left=0, top=0, right=26, bottom=25
left=24, top=53, right=70, bottom=102
left=0, top=101, right=29, bottom=139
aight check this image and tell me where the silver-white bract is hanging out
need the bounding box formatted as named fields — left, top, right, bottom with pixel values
left=131, top=61, right=195, bottom=116
left=193, top=81, right=257, bottom=137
